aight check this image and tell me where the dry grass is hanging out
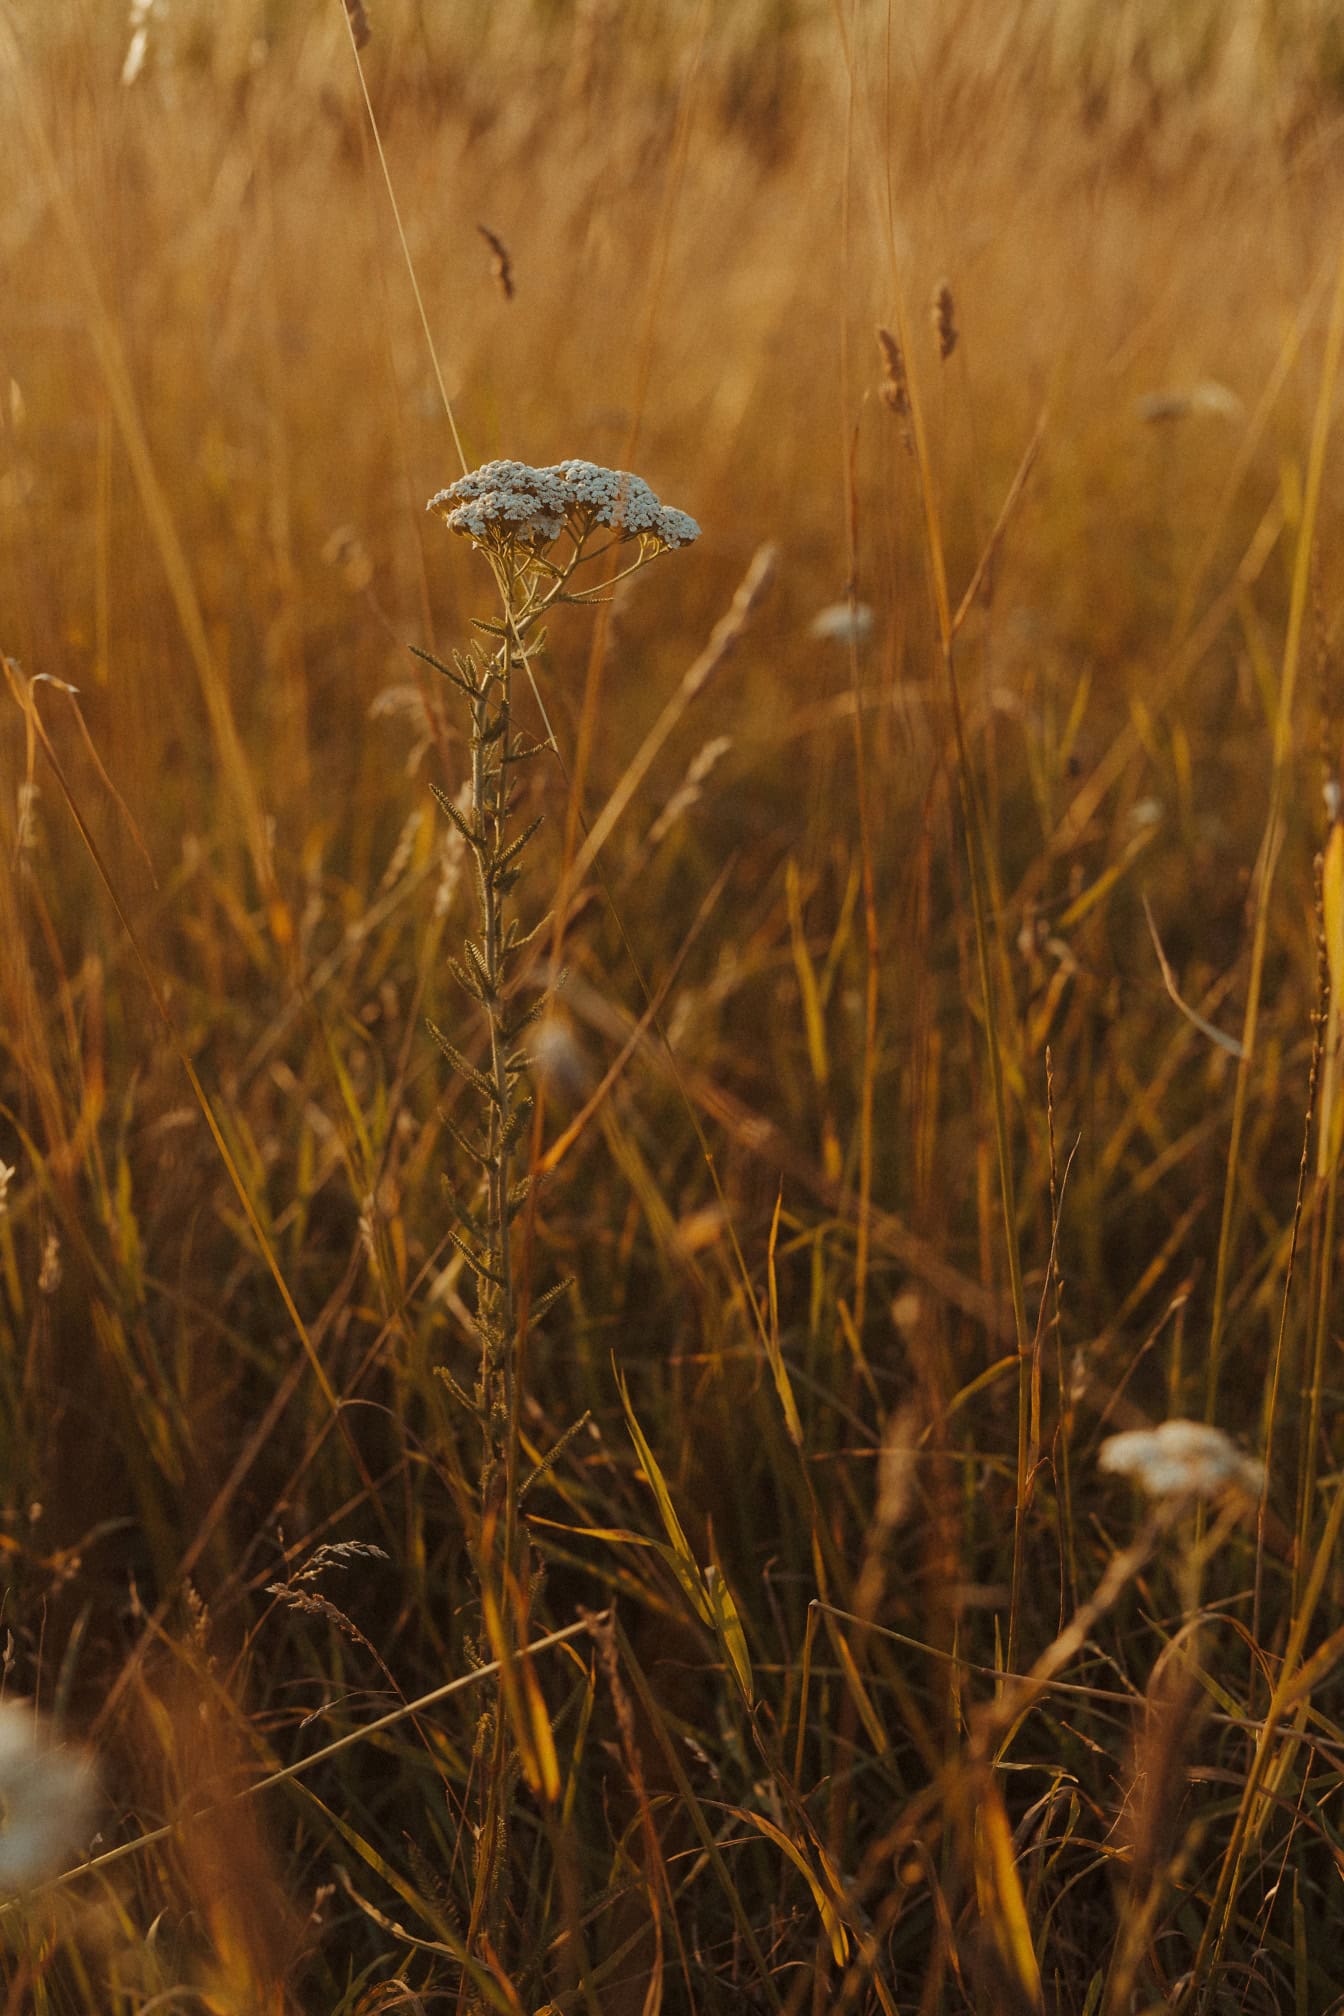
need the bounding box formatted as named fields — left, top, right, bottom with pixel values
left=5, top=1, right=1344, bottom=2009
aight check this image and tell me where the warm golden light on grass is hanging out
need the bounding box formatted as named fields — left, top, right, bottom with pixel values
left=4, top=1, right=1344, bottom=2009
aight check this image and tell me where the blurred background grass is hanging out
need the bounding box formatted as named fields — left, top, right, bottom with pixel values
left=5, top=1, right=1344, bottom=2009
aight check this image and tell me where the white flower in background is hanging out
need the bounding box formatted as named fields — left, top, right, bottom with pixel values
left=1134, top=380, right=1244, bottom=425
left=428, top=460, right=699, bottom=552
left=1099, top=1420, right=1263, bottom=1501
left=0, top=1705, right=98, bottom=1892
left=810, top=601, right=874, bottom=644
left=532, top=1013, right=595, bottom=1101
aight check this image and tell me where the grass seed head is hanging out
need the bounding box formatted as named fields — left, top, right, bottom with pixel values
left=932, top=278, right=958, bottom=359
left=876, top=325, right=910, bottom=418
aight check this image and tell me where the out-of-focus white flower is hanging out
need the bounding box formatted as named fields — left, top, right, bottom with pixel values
left=531, top=1014, right=595, bottom=1100
left=1099, top=1420, right=1263, bottom=1501
left=1134, top=381, right=1244, bottom=425
left=0, top=1705, right=98, bottom=1893
left=809, top=601, right=874, bottom=644
left=428, top=460, right=699, bottom=551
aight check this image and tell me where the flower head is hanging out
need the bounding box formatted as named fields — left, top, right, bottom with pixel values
left=427, top=460, right=567, bottom=544
left=549, top=460, right=700, bottom=546
left=0, top=1704, right=98, bottom=1893
left=810, top=600, right=874, bottom=644
left=428, top=459, right=699, bottom=554
left=1098, top=1420, right=1263, bottom=1502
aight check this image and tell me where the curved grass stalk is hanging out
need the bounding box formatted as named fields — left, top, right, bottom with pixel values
left=1204, top=244, right=1344, bottom=1429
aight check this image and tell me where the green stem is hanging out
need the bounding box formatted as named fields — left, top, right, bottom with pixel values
left=466, top=556, right=525, bottom=1958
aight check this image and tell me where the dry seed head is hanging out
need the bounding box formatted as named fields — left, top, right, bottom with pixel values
left=322, top=524, right=374, bottom=594
left=646, top=735, right=732, bottom=850
left=477, top=224, right=515, bottom=301
left=295, top=1540, right=391, bottom=1583
left=37, top=1230, right=61, bottom=1296
left=931, top=279, right=958, bottom=360
left=15, top=781, right=40, bottom=854
left=876, top=326, right=909, bottom=419
left=343, top=0, right=372, bottom=50
left=876, top=1405, right=919, bottom=1530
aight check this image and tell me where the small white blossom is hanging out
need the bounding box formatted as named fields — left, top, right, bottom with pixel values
left=428, top=459, right=699, bottom=552
left=0, top=1705, right=98, bottom=1893
left=532, top=1013, right=594, bottom=1100
left=1134, top=380, right=1244, bottom=426
left=810, top=601, right=874, bottom=644
left=1099, top=1420, right=1263, bottom=1501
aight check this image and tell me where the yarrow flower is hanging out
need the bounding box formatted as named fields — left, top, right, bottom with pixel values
left=1098, top=1420, right=1264, bottom=1502
left=416, top=445, right=702, bottom=1918
left=427, top=459, right=700, bottom=553
left=0, top=1704, right=98, bottom=1893
left=810, top=600, right=874, bottom=644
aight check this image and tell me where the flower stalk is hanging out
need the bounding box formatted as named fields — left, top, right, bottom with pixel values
left=420, top=459, right=698, bottom=1976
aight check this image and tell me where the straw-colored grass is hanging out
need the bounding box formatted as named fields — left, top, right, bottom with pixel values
left=5, top=1, right=1344, bottom=2009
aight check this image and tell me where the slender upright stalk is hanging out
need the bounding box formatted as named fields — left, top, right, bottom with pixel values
left=419, top=459, right=700, bottom=1990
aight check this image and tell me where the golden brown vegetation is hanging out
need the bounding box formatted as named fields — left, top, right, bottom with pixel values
left=6, top=1, right=1344, bottom=2009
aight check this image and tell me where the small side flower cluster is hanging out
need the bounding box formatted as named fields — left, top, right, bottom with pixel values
left=428, top=459, right=700, bottom=553
left=0, top=1704, right=98, bottom=1893
left=1099, top=1420, right=1264, bottom=1501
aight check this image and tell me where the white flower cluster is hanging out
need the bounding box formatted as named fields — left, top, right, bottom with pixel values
left=428, top=459, right=700, bottom=550
left=1098, top=1419, right=1264, bottom=1501
left=810, top=600, right=874, bottom=644
left=0, top=1705, right=98, bottom=1893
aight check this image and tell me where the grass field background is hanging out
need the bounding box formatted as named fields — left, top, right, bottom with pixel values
left=5, top=2, right=1344, bottom=2009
